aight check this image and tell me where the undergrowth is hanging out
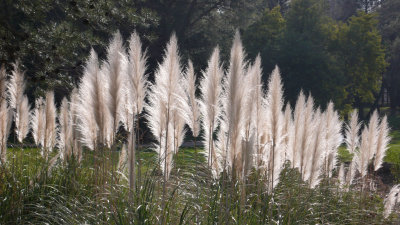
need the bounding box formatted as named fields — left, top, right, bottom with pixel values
left=0, top=147, right=396, bottom=224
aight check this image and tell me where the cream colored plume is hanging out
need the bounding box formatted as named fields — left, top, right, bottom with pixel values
left=43, top=91, right=57, bottom=160
left=128, top=31, right=148, bottom=116
left=303, top=108, right=325, bottom=188
left=291, top=91, right=306, bottom=169
left=265, top=66, right=286, bottom=190
left=374, top=115, right=390, bottom=171
left=106, top=31, right=129, bottom=135
left=384, top=184, right=400, bottom=218
left=58, top=97, right=73, bottom=160
left=0, top=99, right=12, bottom=164
left=31, top=97, right=46, bottom=147
left=78, top=49, right=112, bottom=150
left=180, top=60, right=200, bottom=138
left=70, top=88, right=82, bottom=161
left=219, top=31, right=248, bottom=178
left=323, top=102, right=343, bottom=178
left=199, top=47, right=223, bottom=175
left=145, top=34, right=183, bottom=180
left=345, top=110, right=361, bottom=186
left=8, top=62, right=30, bottom=143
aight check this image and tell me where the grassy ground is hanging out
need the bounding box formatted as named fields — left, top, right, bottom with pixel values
left=0, top=143, right=398, bottom=224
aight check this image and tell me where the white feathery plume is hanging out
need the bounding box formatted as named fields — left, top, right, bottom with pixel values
left=282, top=103, right=294, bottom=163
left=16, top=95, right=30, bottom=143
left=243, top=59, right=257, bottom=141
left=367, top=110, right=379, bottom=161
left=384, top=184, right=400, bottom=218
left=356, top=110, right=379, bottom=179
left=242, top=55, right=266, bottom=172
left=145, top=85, right=167, bottom=150
left=31, top=97, right=45, bottom=147
left=78, top=49, right=112, bottom=149
left=199, top=47, right=223, bottom=175
left=8, top=62, right=25, bottom=109
left=171, top=104, right=187, bottom=154
left=0, top=99, right=12, bottom=164
left=180, top=60, right=200, bottom=138
left=213, top=118, right=228, bottom=177
left=106, top=31, right=128, bottom=135
left=323, top=101, right=343, bottom=177
left=70, top=88, right=82, bottom=161
left=169, top=63, right=186, bottom=155
left=58, top=97, right=73, bottom=161
left=8, top=62, right=30, bottom=143
left=345, top=110, right=361, bottom=154
left=299, top=95, right=315, bottom=176
left=119, top=54, right=135, bottom=132
left=128, top=30, right=148, bottom=116
left=292, top=91, right=306, bottom=169
left=374, top=115, right=390, bottom=171
left=304, top=108, right=325, bottom=188
left=357, top=126, right=370, bottom=178
left=345, top=110, right=361, bottom=186
left=265, top=66, right=285, bottom=190
left=250, top=57, right=267, bottom=170
left=43, top=91, right=57, bottom=160
left=125, top=32, right=148, bottom=194
left=220, top=31, right=247, bottom=177
left=145, top=34, right=182, bottom=180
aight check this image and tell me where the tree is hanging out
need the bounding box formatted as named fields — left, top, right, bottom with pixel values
left=378, top=0, right=400, bottom=112
left=279, top=0, right=347, bottom=108
left=243, top=6, right=286, bottom=76
left=0, top=0, right=158, bottom=100
left=325, top=0, right=359, bottom=21
left=338, top=12, right=387, bottom=118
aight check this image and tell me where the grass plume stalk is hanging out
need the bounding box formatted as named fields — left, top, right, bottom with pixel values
left=105, top=31, right=128, bottom=138
left=221, top=31, right=247, bottom=178
left=43, top=91, right=56, bottom=161
left=0, top=98, right=11, bottom=165
left=374, top=115, right=390, bottom=171
left=292, top=91, right=306, bottom=169
left=127, top=30, right=148, bottom=188
left=145, top=34, right=183, bottom=223
left=31, top=97, right=46, bottom=149
left=181, top=60, right=200, bottom=139
left=78, top=49, right=112, bottom=150
left=323, top=102, right=343, bottom=177
left=243, top=55, right=265, bottom=171
left=300, top=95, right=315, bottom=178
left=8, top=62, right=30, bottom=144
left=345, top=110, right=361, bottom=186
left=70, top=88, right=82, bottom=162
left=58, top=97, right=73, bottom=161
left=199, top=47, right=223, bottom=177
left=265, top=66, right=285, bottom=191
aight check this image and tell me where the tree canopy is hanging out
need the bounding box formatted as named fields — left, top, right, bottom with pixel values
left=0, top=0, right=396, bottom=115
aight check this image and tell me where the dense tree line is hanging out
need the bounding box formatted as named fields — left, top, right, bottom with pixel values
left=0, top=0, right=398, bottom=116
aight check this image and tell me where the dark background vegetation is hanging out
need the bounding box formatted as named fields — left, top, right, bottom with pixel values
left=0, top=0, right=399, bottom=119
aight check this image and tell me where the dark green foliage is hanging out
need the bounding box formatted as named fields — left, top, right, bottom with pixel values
left=378, top=0, right=400, bottom=112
